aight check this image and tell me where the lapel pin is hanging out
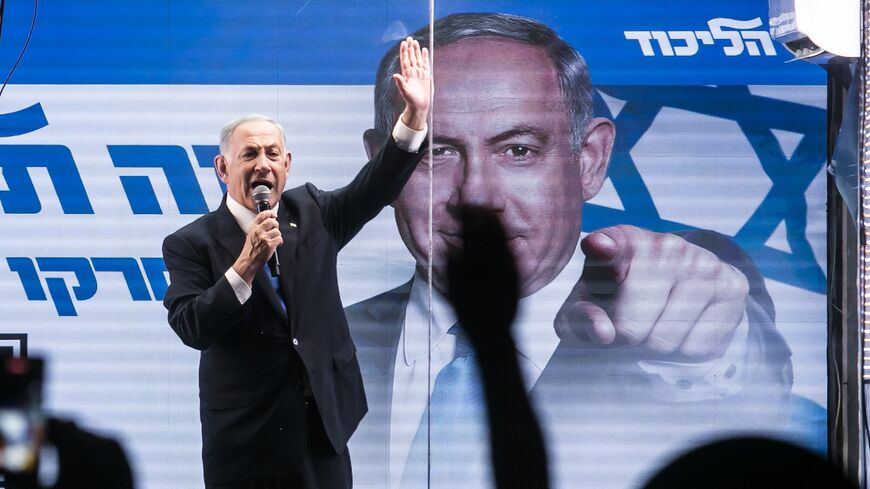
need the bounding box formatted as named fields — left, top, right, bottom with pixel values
left=289, top=222, right=297, bottom=228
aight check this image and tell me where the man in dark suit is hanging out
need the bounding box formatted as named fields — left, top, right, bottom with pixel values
left=162, top=37, right=431, bottom=489
left=346, top=14, right=794, bottom=489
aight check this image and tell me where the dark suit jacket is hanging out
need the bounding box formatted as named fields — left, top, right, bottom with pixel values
left=345, top=230, right=794, bottom=488
left=162, top=137, right=426, bottom=485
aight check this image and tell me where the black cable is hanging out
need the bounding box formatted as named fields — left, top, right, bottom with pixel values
left=0, top=0, right=38, bottom=100
left=0, top=0, right=7, bottom=43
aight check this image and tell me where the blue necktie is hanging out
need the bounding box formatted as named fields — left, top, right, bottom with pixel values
left=265, top=264, right=286, bottom=314
left=401, top=324, right=490, bottom=489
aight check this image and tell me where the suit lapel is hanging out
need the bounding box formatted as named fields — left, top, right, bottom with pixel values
left=346, top=281, right=410, bottom=481
left=362, top=281, right=410, bottom=377
left=276, top=201, right=299, bottom=323
left=361, top=282, right=409, bottom=466
left=214, top=198, right=245, bottom=260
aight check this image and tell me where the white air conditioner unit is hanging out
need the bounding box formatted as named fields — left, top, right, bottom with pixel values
left=769, top=0, right=859, bottom=63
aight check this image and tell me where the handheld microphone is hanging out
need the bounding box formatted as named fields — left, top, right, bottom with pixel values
left=252, top=185, right=280, bottom=277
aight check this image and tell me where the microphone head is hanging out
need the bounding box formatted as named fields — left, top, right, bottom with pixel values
left=252, top=185, right=271, bottom=204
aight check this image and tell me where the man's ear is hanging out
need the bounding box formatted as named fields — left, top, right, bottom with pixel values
left=285, top=152, right=292, bottom=176
left=578, top=117, right=615, bottom=201
left=214, top=154, right=229, bottom=184
left=363, top=128, right=386, bottom=160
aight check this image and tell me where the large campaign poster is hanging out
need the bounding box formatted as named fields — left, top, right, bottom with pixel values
left=0, top=1, right=826, bottom=489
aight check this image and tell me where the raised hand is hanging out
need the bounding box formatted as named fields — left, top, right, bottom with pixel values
left=392, top=36, right=431, bottom=131
left=554, top=225, right=749, bottom=360
left=446, top=205, right=520, bottom=347
left=445, top=205, right=550, bottom=489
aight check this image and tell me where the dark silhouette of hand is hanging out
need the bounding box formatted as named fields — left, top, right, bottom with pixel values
left=446, top=205, right=520, bottom=347
left=444, top=204, right=549, bottom=489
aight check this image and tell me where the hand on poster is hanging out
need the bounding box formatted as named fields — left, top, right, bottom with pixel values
left=555, top=225, right=749, bottom=360
left=392, top=37, right=431, bottom=131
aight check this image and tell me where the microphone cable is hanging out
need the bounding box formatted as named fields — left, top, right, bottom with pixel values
left=0, top=0, right=38, bottom=99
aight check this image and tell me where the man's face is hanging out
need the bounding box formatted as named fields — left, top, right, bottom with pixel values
left=389, top=38, right=611, bottom=296
left=215, top=120, right=291, bottom=211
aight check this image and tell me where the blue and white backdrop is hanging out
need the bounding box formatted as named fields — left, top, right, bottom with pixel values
left=0, top=1, right=826, bottom=488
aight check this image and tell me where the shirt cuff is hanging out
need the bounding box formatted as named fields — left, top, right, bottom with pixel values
left=225, top=267, right=252, bottom=304
left=638, top=312, right=750, bottom=402
left=392, top=117, right=427, bottom=152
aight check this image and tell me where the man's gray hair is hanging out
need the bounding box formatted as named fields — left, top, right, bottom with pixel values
left=219, top=114, right=287, bottom=155
left=374, top=13, right=594, bottom=152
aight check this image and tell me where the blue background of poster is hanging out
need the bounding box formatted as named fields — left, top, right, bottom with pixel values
left=1, top=1, right=823, bottom=85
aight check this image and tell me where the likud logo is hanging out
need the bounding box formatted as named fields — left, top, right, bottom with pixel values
left=624, top=17, right=777, bottom=57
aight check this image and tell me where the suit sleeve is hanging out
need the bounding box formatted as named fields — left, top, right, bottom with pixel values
left=678, top=230, right=792, bottom=390
left=162, top=231, right=250, bottom=350
left=312, top=135, right=427, bottom=248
